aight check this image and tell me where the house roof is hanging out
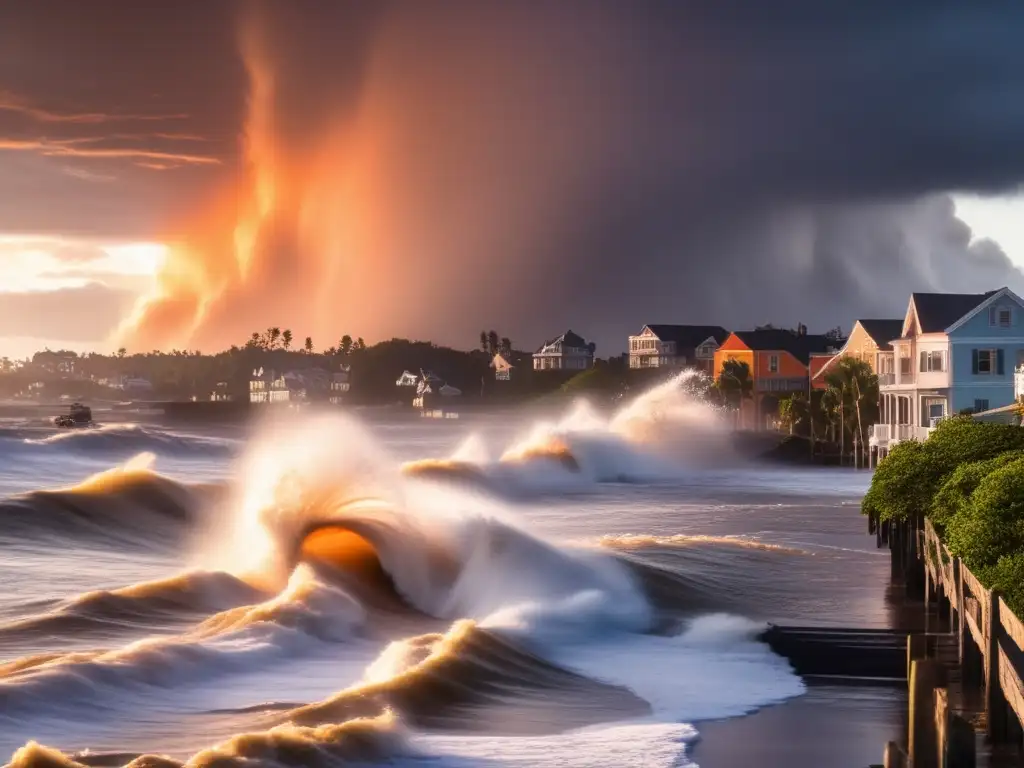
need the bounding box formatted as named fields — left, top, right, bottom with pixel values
left=535, top=329, right=589, bottom=353
left=855, top=319, right=905, bottom=351
left=808, top=353, right=834, bottom=388
left=642, top=324, right=730, bottom=349
left=911, top=291, right=998, bottom=333
left=731, top=329, right=840, bottom=364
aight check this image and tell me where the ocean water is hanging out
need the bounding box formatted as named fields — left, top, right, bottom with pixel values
left=0, top=375, right=882, bottom=768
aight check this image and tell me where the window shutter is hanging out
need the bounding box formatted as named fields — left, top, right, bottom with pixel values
left=972, top=349, right=979, bottom=374
left=998, top=348, right=1005, bottom=375
left=920, top=350, right=927, bottom=372
left=990, top=306, right=997, bottom=326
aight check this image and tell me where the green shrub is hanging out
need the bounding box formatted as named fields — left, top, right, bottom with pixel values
left=978, top=553, right=1024, bottom=618
left=862, top=439, right=928, bottom=522
left=946, top=457, right=1024, bottom=570
left=864, top=416, right=1024, bottom=522
left=930, top=451, right=1024, bottom=530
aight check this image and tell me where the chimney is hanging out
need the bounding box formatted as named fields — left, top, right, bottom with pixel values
left=797, top=323, right=807, bottom=336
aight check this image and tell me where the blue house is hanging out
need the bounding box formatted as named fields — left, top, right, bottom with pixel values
left=870, top=287, right=1024, bottom=453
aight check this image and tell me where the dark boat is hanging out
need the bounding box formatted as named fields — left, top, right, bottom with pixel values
left=54, top=402, right=94, bottom=428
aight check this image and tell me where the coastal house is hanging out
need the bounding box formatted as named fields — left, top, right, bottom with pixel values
left=249, top=368, right=290, bottom=404
left=714, top=326, right=842, bottom=430
left=811, top=319, right=904, bottom=389
left=329, top=366, right=351, bottom=405
left=533, top=330, right=594, bottom=371
left=627, top=325, right=729, bottom=374
left=32, top=350, right=77, bottom=375
left=210, top=382, right=233, bottom=402
left=491, top=352, right=514, bottom=381
left=870, top=287, right=1024, bottom=454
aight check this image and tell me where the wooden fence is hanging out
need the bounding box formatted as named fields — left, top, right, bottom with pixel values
left=922, top=518, right=1024, bottom=741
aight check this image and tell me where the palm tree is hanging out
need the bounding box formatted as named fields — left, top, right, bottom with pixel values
left=355, top=337, right=366, bottom=351
left=487, top=330, right=499, bottom=354
left=778, top=392, right=810, bottom=435
left=304, top=336, right=314, bottom=354
left=716, top=359, right=753, bottom=427
left=269, top=327, right=281, bottom=349
left=480, top=331, right=488, bottom=353
left=500, top=337, right=512, bottom=356
left=824, top=356, right=879, bottom=460
left=282, top=329, right=293, bottom=350
left=340, top=335, right=353, bottom=356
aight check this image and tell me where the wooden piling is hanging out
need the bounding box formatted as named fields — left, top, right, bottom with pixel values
left=954, top=558, right=965, bottom=667
left=909, top=658, right=946, bottom=767
left=908, top=633, right=928, bottom=680
left=884, top=741, right=908, bottom=768
left=935, top=687, right=948, bottom=768
left=986, top=589, right=1009, bottom=742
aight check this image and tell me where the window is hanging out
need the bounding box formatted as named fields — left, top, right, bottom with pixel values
left=768, top=354, right=779, bottom=373
left=990, top=306, right=1013, bottom=328
left=973, top=349, right=1005, bottom=375
left=974, top=399, right=990, bottom=413
left=919, top=350, right=944, bottom=372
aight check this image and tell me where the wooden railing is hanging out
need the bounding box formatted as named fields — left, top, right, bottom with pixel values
left=923, top=518, right=1022, bottom=739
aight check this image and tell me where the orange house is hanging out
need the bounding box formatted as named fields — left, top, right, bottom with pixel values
left=714, top=327, right=842, bottom=429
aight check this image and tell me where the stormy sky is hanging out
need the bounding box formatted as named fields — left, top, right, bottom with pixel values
left=2, top=1, right=1024, bottom=355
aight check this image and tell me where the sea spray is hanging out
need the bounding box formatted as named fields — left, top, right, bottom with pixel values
left=0, top=373, right=818, bottom=765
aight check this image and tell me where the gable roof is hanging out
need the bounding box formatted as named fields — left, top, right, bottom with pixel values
left=856, top=319, right=905, bottom=351
left=911, top=291, right=999, bottom=334
left=945, top=287, right=1024, bottom=334
left=642, top=324, right=730, bottom=349
left=809, top=353, right=834, bottom=388
left=535, top=329, right=589, bottom=354
left=731, top=329, right=841, bottom=364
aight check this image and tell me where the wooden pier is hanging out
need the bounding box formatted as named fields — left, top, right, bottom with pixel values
left=760, top=625, right=910, bottom=681
left=760, top=515, right=1024, bottom=765
left=872, top=515, right=1024, bottom=766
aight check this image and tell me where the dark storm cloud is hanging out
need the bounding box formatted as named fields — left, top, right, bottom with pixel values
left=6, top=1, right=1024, bottom=350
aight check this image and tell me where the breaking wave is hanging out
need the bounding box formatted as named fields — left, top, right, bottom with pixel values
left=19, top=423, right=236, bottom=457
left=0, top=372, right=806, bottom=766
left=402, top=371, right=737, bottom=493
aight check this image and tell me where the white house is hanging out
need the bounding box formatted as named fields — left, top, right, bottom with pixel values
left=870, top=287, right=1024, bottom=455
left=329, top=366, right=351, bottom=405
left=627, top=325, right=729, bottom=374
left=249, top=368, right=290, bottom=404
left=533, top=330, right=594, bottom=371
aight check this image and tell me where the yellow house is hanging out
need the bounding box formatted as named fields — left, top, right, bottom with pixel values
left=812, top=319, right=904, bottom=387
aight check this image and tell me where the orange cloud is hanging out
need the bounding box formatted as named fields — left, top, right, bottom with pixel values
left=0, top=92, right=187, bottom=124
left=0, top=137, right=220, bottom=166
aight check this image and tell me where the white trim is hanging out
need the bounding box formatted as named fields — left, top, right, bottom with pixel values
left=949, top=337, right=1024, bottom=345
left=903, top=297, right=921, bottom=338
left=951, top=381, right=1016, bottom=388
left=945, top=287, right=1023, bottom=333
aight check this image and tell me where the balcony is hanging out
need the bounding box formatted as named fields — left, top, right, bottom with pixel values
left=877, top=373, right=896, bottom=387
left=869, top=423, right=933, bottom=448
